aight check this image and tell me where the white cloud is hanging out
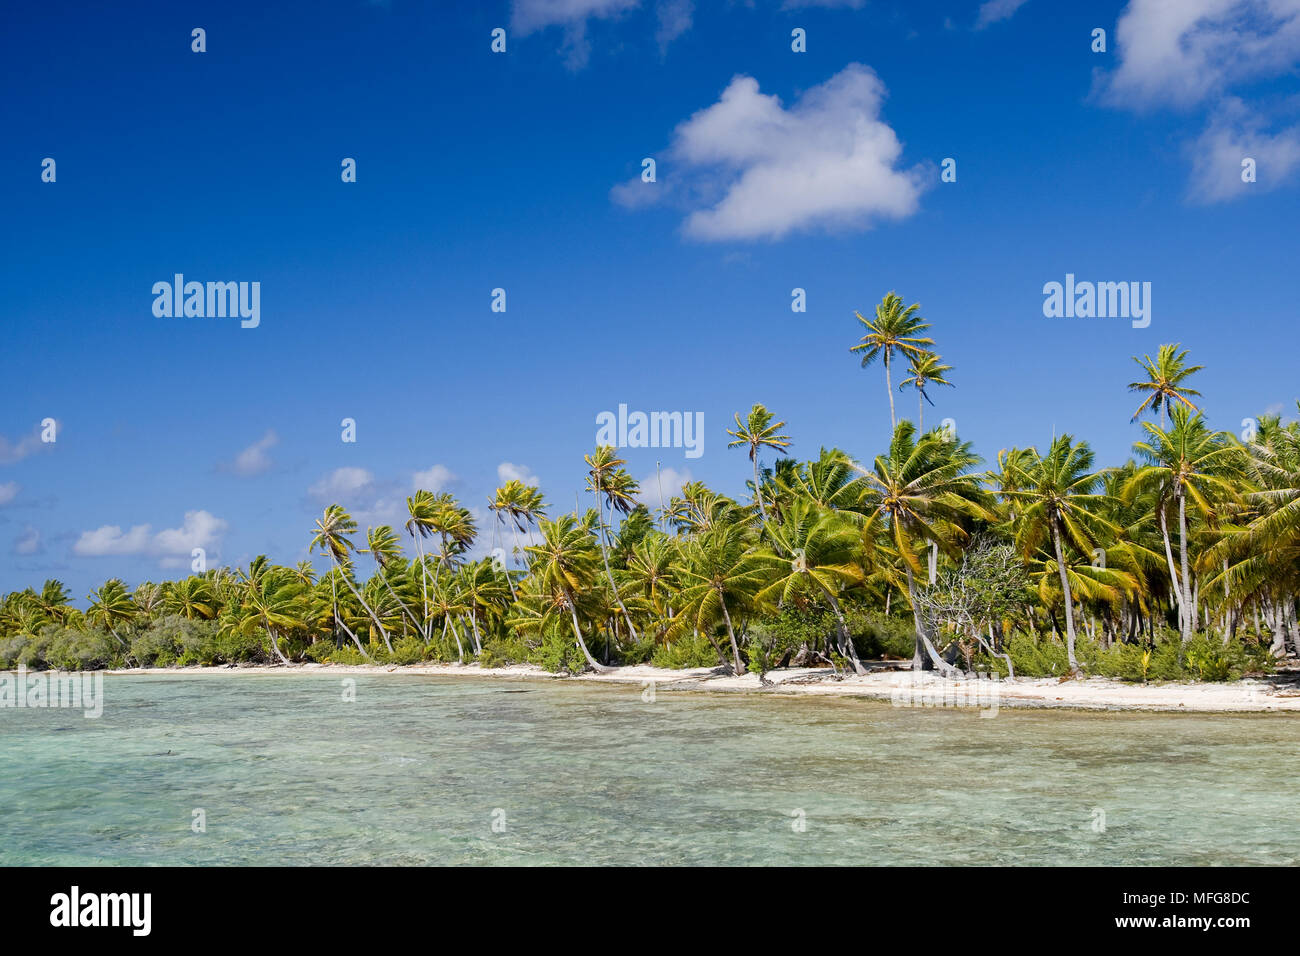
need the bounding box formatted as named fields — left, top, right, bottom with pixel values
left=0, top=482, right=18, bottom=506
left=615, top=64, right=927, bottom=241
left=0, top=422, right=55, bottom=465
left=975, top=0, right=1030, bottom=29
left=1100, top=0, right=1300, bottom=111
left=412, top=464, right=457, bottom=492
left=1187, top=97, right=1300, bottom=201
left=73, top=510, right=228, bottom=559
left=14, top=526, right=40, bottom=556
left=309, top=467, right=375, bottom=501
left=227, top=429, right=278, bottom=476
left=497, top=461, right=540, bottom=486
left=635, top=466, right=693, bottom=508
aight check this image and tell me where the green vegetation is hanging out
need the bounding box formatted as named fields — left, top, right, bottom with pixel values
left=2, top=294, right=1297, bottom=684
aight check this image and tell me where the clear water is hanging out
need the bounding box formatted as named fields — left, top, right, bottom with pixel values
left=2, top=674, right=1298, bottom=865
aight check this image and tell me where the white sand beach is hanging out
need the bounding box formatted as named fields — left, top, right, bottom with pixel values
left=103, top=662, right=1300, bottom=713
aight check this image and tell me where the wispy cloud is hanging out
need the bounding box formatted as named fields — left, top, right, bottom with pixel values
left=1187, top=96, right=1300, bottom=202
left=308, top=467, right=375, bottom=501
left=0, top=482, right=18, bottom=506
left=412, top=464, right=457, bottom=492
left=512, top=0, right=640, bottom=69
left=497, top=462, right=540, bottom=486
left=0, top=422, right=55, bottom=465
left=13, top=525, right=41, bottom=556
left=974, top=0, right=1030, bottom=29
left=613, top=64, right=927, bottom=241
left=223, top=429, right=278, bottom=476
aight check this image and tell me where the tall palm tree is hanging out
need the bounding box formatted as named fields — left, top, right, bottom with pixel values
left=726, top=403, right=792, bottom=525
left=525, top=514, right=611, bottom=673
left=850, top=292, right=935, bottom=430
left=359, top=524, right=420, bottom=634
left=898, top=352, right=954, bottom=431
left=405, top=490, right=438, bottom=639
left=310, top=504, right=393, bottom=653
left=584, top=446, right=642, bottom=644
left=1128, top=343, right=1203, bottom=427
left=1127, top=408, right=1243, bottom=641
left=853, top=421, right=991, bottom=672
left=1001, top=437, right=1119, bottom=671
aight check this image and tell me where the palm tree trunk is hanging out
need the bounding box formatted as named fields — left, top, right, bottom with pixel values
left=885, top=350, right=896, bottom=429
left=595, top=494, right=640, bottom=644
left=412, top=534, right=432, bottom=641
left=718, top=592, right=745, bottom=676
left=812, top=577, right=866, bottom=674
left=1158, top=504, right=1185, bottom=636
left=1050, top=520, right=1080, bottom=673
left=335, top=559, right=393, bottom=653
left=904, top=563, right=958, bottom=674
left=267, top=626, right=291, bottom=665
left=1177, top=490, right=1193, bottom=642
left=565, top=588, right=612, bottom=673
left=752, top=457, right=769, bottom=525
left=330, top=574, right=373, bottom=661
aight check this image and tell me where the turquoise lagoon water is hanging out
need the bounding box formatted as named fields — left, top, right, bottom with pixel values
left=1, top=674, right=1298, bottom=865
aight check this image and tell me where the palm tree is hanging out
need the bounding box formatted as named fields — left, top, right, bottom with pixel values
left=310, top=505, right=393, bottom=653
left=898, top=352, right=953, bottom=430
left=668, top=522, right=769, bottom=675
left=726, top=403, right=792, bottom=525
left=236, top=557, right=306, bottom=665
left=1128, top=343, right=1203, bottom=427
left=758, top=499, right=867, bottom=673
left=87, top=578, right=136, bottom=651
left=1127, top=408, right=1243, bottom=641
left=1001, top=437, right=1119, bottom=671
left=359, top=525, right=420, bottom=634
left=854, top=421, right=991, bottom=672
left=850, top=292, right=935, bottom=430
left=584, top=446, right=642, bottom=644
left=405, top=490, right=438, bottom=639
left=525, top=515, right=611, bottom=673
left=161, top=576, right=216, bottom=620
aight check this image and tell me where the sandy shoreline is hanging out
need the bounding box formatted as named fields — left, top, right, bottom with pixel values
left=90, top=661, right=1300, bottom=713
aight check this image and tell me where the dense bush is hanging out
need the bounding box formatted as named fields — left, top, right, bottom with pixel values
left=979, top=630, right=1274, bottom=682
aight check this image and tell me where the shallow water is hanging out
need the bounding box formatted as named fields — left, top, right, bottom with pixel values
left=2, top=674, right=1298, bottom=865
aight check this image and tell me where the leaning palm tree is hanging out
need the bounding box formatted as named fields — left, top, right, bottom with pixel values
left=898, top=351, right=954, bottom=430
left=853, top=421, right=992, bottom=672
left=850, top=292, right=935, bottom=430
left=726, top=403, right=792, bottom=525
left=525, top=514, right=611, bottom=673
left=1128, top=343, right=1203, bottom=427
left=310, top=504, right=393, bottom=653
left=584, top=446, right=642, bottom=644
left=1001, top=437, right=1119, bottom=672
left=359, top=525, right=421, bottom=634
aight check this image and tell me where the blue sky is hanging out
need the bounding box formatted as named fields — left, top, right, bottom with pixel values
left=2, top=0, right=1297, bottom=601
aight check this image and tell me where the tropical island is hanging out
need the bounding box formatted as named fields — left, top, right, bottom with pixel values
left=4, top=294, right=1297, bottom=711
